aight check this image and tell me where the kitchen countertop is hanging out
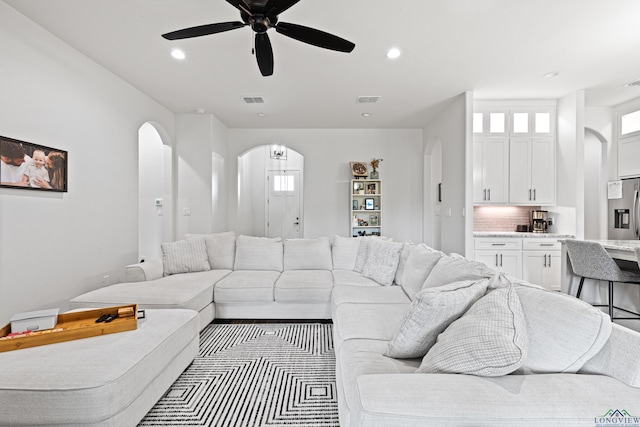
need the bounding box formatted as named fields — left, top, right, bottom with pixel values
left=584, top=239, right=640, bottom=252
left=474, top=232, right=575, bottom=238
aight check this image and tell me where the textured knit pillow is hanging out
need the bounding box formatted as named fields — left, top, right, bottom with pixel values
left=161, top=237, right=210, bottom=276
left=401, top=244, right=444, bottom=299
left=422, top=253, right=495, bottom=290
left=354, top=236, right=392, bottom=273
left=418, top=284, right=528, bottom=377
left=361, top=239, right=404, bottom=286
left=385, top=279, right=489, bottom=359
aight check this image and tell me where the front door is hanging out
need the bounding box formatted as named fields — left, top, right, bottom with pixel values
left=266, top=170, right=301, bottom=239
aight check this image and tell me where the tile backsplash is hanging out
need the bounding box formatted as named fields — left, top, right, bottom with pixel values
left=474, top=206, right=541, bottom=232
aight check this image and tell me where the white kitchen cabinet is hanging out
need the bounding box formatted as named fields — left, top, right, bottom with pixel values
left=618, top=137, right=640, bottom=178
left=474, top=238, right=522, bottom=278
left=509, top=137, right=555, bottom=205
left=521, top=238, right=561, bottom=291
left=473, top=138, right=509, bottom=204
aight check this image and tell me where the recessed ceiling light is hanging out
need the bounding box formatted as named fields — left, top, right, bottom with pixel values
left=362, top=113, right=372, bottom=117
left=386, top=48, right=401, bottom=59
left=257, top=113, right=266, bottom=117
left=171, top=49, right=186, bottom=60
left=543, top=71, right=558, bottom=79
left=196, top=108, right=206, bottom=114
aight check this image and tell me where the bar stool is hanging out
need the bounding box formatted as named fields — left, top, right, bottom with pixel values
left=565, top=239, right=640, bottom=320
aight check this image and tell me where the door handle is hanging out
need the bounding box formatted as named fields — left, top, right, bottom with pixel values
left=488, top=188, right=491, bottom=201
left=529, top=189, right=532, bottom=201
left=544, top=254, right=547, bottom=267
left=533, top=188, right=537, bottom=201
left=483, top=189, right=487, bottom=201
left=500, top=254, right=503, bottom=267
left=495, top=253, right=499, bottom=267
left=547, top=254, right=551, bottom=268
left=634, top=189, right=639, bottom=239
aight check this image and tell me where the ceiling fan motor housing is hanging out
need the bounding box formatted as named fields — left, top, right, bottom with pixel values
left=248, top=15, right=273, bottom=33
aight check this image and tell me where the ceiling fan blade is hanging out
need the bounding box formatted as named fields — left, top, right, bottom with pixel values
left=226, top=0, right=252, bottom=15
left=264, top=0, right=301, bottom=17
left=275, top=22, right=355, bottom=53
left=162, top=22, right=246, bottom=40
left=255, top=32, right=274, bottom=76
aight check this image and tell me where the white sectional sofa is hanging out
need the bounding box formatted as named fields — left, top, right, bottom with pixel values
left=69, top=232, right=640, bottom=426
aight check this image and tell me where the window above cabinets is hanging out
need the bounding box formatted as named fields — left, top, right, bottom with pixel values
left=473, top=104, right=556, bottom=137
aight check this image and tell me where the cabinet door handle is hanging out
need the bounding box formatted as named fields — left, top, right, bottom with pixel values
left=495, top=253, right=499, bottom=267
left=484, top=189, right=487, bottom=201
left=488, top=188, right=491, bottom=200
left=500, top=254, right=503, bottom=267
left=540, top=243, right=554, bottom=246
left=529, top=189, right=532, bottom=201
left=547, top=254, right=551, bottom=268
left=533, top=188, right=537, bottom=201
left=543, top=254, right=547, bottom=267
left=491, top=243, right=506, bottom=246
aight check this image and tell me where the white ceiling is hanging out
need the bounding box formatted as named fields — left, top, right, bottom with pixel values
left=5, top=0, right=640, bottom=128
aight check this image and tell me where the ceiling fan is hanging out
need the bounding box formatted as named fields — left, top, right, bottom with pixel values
left=161, top=0, right=355, bottom=76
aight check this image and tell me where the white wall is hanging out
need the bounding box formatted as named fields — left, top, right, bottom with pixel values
left=175, top=114, right=228, bottom=238
left=553, top=90, right=585, bottom=238
left=422, top=93, right=472, bottom=255
left=0, top=3, right=175, bottom=324
left=227, top=129, right=424, bottom=243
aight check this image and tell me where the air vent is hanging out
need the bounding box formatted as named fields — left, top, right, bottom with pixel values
left=625, top=80, right=640, bottom=87
left=356, top=96, right=380, bottom=104
left=243, top=97, right=265, bottom=104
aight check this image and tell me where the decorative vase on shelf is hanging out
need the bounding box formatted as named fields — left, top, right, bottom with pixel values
left=369, top=170, right=379, bottom=179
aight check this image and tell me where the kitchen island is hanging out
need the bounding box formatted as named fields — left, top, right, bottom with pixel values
left=561, top=239, right=640, bottom=326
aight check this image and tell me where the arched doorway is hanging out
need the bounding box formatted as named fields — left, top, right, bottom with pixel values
left=584, top=127, right=608, bottom=240
left=138, top=122, right=173, bottom=261
left=237, top=145, right=304, bottom=238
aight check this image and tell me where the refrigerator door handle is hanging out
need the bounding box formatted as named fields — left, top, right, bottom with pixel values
left=634, top=189, right=640, bottom=239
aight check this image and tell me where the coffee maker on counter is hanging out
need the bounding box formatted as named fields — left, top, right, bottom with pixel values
left=531, top=210, right=548, bottom=233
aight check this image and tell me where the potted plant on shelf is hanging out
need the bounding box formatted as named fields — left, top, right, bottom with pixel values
left=369, top=158, right=383, bottom=179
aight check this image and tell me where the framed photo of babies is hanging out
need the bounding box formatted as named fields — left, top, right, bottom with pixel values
left=0, top=135, right=68, bottom=192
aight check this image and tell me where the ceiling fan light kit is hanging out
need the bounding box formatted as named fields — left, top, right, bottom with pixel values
left=162, top=0, right=356, bottom=77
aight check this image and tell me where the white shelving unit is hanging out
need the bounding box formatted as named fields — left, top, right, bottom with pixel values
left=350, top=179, right=381, bottom=237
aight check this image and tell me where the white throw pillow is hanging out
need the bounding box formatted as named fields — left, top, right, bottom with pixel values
left=418, top=284, right=528, bottom=377
left=233, top=235, right=283, bottom=271
left=161, top=237, right=211, bottom=276
left=354, top=235, right=391, bottom=273
left=422, top=254, right=495, bottom=290
left=331, top=235, right=361, bottom=270
left=284, top=237, right=332, bottom=270
left=184, top=231, right=236, bottom=270
left=393, top=242, right=414, bottom=286
left=385, top=279, right=489, bottom=359
left=514, top=283, right=612, bottom=374
left=401, top=244, right=444, bottom=299
left=361, top=239, right=404, bottom=286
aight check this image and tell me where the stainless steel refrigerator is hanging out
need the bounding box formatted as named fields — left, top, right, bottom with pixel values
left=609, top=177, right=640, bottom=240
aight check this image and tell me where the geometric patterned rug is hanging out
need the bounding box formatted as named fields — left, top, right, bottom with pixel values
left=138, top=323, right=339, bottom=426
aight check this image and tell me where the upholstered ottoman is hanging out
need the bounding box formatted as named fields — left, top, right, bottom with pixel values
left=0, top=308, right=199, bottom=426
